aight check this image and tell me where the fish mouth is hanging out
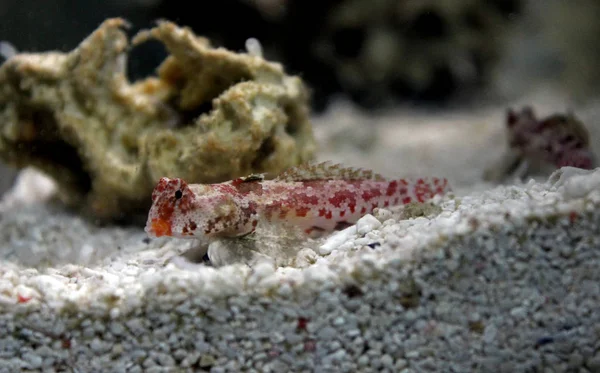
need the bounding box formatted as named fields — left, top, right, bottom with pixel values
left=145, top=218, right=172, bottom=237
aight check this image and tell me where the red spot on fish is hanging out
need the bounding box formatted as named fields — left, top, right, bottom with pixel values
left=403, top=197, right=412, bottom=204
left=325, top=210, right=333, bottom=219
left=349, top=204, right=356, bottom=213
left=318, top=208, right=327, bottom=217
left=329, top=190, right=356, bottom=208
left=384, top=201, right=389, bottom=207
left=399, top=187, right=408, bottom=195
left=152, top=177, right=169, bottom=200
left=414, top=183, right=433, bottom=202
left=236, top=181, right=264, bottom=194
left=182, top=221, right=196, bottom=236
left=296, top=207, right=310, bottom=217
left=299, top=194, right=320, bottom=205
left=151, top=218, right=172, bottom=237
left=361, top=188, right=382, bottom=201
left=386, top=181, right=398, bottom=196
left=360, top=206, right=367, bottom=214
left=204, top=216, right=224, bottom=235
left=339, top=210, right=345, bottom=217
left=230, top=177, right=245, bottom=187
left=157, top=202, right=174, bottom=220
left=361, top=190, right=372, bottom=201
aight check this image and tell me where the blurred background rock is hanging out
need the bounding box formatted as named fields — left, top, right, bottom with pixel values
left=0, top=0, right=599, bottom=193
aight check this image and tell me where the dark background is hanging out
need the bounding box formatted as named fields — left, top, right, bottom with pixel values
left=1, top=0, right=598, bottom=111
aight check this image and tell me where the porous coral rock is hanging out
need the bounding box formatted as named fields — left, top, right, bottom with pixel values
left=0, top=18, right=315, bottom=221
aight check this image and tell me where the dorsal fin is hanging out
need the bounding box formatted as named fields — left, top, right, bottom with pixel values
left=241, top=174, right=265, bottom=182
left=274, top=161, right=386, bottom=182
left=230, top=173, right=266, bottom=188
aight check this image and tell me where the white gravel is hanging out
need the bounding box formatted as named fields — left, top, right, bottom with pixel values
left=1, top=95, right=600, bottom=372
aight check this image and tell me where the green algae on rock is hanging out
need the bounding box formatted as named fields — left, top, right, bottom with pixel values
left=0, top=18, right=316, bottom=221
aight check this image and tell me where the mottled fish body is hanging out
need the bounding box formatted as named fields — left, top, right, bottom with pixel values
left=145, top=162, right=451, bottom=239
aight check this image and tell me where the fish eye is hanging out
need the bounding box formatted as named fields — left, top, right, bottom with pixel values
left=174, top=190, right=183, bottom=200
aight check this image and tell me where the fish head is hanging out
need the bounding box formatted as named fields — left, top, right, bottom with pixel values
left=145, top=177, right=244, bottom=239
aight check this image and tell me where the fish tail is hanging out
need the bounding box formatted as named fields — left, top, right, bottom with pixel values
left=411, top=177, right=451, bottom=202
left=387, top=177, right=450, bottom=205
